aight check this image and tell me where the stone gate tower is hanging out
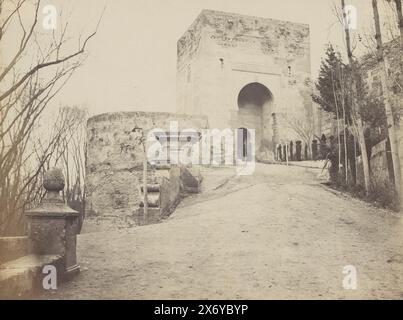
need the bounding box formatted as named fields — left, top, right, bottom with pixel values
left=176, top=10, right=313, bottom=160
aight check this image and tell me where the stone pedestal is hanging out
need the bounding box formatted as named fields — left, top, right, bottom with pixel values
left=25, top=168, right=80, bottom=279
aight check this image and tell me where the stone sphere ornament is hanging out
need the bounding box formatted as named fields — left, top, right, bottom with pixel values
left=43, top=167, right=65, bottom=192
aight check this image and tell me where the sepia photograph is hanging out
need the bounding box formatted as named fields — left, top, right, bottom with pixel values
left=0, top=0, right=402, bottom=306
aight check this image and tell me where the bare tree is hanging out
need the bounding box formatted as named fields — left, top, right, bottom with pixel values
left=0, top=0, right=101, bottom=235
left=29, top=106, right=87, bottom=230
left=281, top=112, right=314, bottom=157
left=391, top=0, right=403, bottom=62
left=395, top=0, right=403, bottom=209
left=340, top=0, right=371, bottom=194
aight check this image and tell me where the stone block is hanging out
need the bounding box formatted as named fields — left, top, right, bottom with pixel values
left=0, top=254, right=63, bottom=298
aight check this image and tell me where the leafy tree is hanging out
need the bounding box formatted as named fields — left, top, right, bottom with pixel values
left=313, top=44, right=352, bottom=124
left=313, top=44, right=388, bottom=141
left=313, top=43, right=389, bottom=189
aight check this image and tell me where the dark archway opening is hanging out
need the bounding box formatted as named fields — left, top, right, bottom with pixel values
left=236, top=82, right=272, bottom=158
left=237, top=82, right=272, bottom=109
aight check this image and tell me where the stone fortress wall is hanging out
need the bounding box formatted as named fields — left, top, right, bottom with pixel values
left=85, top=10, right=316, bottom=218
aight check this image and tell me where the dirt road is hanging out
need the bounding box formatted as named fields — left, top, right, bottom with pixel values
left=44, top=163, right=403, bottom=299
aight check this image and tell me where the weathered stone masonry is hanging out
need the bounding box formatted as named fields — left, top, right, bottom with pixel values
left=177, top=9, right=313, bottom=160
left=85, top=112, right=208, bottom=218
left=358, top=39, right=403, bottom=190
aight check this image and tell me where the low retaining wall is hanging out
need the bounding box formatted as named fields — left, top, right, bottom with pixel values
left=160, top=167, right=181, bottom=217
left=356, top=139, right=393, bottom=189
left=0, top=236, right=29, bottom=264
left=0, top=254, right=63, bottom=298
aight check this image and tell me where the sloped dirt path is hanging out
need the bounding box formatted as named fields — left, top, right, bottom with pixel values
left=43, top=164, right=403, bottom=299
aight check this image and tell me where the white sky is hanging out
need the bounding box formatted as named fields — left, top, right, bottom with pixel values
left=2, top=0, right=399, bottom=116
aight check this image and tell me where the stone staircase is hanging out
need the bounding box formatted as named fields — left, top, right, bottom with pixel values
left=133, top=164, right=202, bottom=226
left=134, top=183, right=163, bottom=225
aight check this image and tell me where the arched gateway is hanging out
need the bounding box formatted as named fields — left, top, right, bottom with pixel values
left=237, top=82, right=273, bottom=155
left=176, top=9, right=314, bottom=161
